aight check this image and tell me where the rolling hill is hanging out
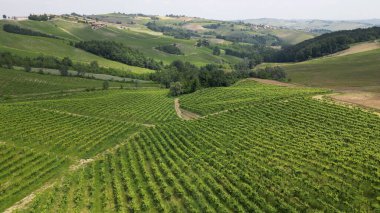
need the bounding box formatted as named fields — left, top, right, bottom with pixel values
left=278, top=47, right=380, bottom=93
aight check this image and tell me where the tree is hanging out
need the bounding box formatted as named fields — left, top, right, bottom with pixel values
left=169, top=82, right=183, bottom=96
left=90, top=61, right=99, bottom=72
left=102, top=80, right=109, bottom=90
left=2, top=15, right=6, bottom=19
left=59, top=65, right=69, bottom=76
left=62, top=57, right=73, bottom=67
left=213, top=46, right=221, bottom=56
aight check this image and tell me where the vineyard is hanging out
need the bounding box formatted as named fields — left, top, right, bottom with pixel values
left=0, top=143, right=68, bottom=210
left=180, top=80, right=328, bottom=115
left=1, top=80, right=380, bottom=212
left=19, top=89, right=179, bottom=124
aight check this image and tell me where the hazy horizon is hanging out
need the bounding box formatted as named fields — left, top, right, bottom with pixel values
left=1, top=0, right=380, bottom=21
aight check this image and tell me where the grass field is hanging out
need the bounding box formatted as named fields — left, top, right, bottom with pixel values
left=280, top=48, right=380, bottom=92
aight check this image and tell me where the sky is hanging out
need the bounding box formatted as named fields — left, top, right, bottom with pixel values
left=1, top=0, right=380, bottom=20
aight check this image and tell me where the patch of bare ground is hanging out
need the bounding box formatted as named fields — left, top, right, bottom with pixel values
left=174, top=98, right=201, bottom=120
left=249, top=78, right=380, bottom=114
left=248, top=78, right=298, bottom=87
left=183, top=23, right=205, bottom=31
left=331, top=41, right=380, bottom=57
left=4, top=183, right=55, bottom=213
left=69, top=158, right=95, bottom=171
left=329, top=92, right=380, bottom=112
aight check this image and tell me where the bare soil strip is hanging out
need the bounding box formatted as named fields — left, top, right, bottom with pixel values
left=328, top=92, right=380, bottom=112
left=332, top=41, right=380, bottom=57
left=4, top=129, right=143, bottom=212
left=174, top=98, right=201, bottom=120
left=4, top=183, right=55, bottom=213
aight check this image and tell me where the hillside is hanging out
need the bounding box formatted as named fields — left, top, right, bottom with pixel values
left=279, top=48, right=380, bottom=93
left=1, top=80, right=379, bottom=212
left=243, top=18, right=375, bottom=32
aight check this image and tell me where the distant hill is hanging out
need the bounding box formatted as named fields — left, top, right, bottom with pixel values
left=242, top=18, right=375, bottom=32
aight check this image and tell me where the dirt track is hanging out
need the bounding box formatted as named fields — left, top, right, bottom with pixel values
left=174, top=98, right=201, bottom=120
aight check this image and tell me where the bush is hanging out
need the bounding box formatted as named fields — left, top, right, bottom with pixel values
left=156, top=44, right=183, bottom=55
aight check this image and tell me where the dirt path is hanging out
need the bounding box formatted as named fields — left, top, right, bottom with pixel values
left=174, top=98, right=201, bottom=120
left=4, top=183, right=55, bottom=213
left=4, top=127, right=145, bottom=212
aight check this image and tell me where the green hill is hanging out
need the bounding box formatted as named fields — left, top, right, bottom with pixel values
left=279, top=49, right=380, bottom=92
left=0, top=21, right=154, bottom=74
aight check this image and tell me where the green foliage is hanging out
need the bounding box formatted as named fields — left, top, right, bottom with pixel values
left=212, top=46, right=221, bottom=56
left=255, top=66, right=287, bottom=81
left=102, top=80, right=109, bottom=90
left=20, top=83, right=380, bottom=212
left=156, top=44, right=183, bottom=55
left=0, top=68, right=151, bottom=96
left=180, top=81, right=327, bottom=115
left=146, top=22, right=200, bottom=39
left=154, top=61, right=238, bottom=95
left=0, top=143, right=68, bottom=212
left=75, top=40, right=162, bottom=70
left=28, top=14, right=53, bottom=21
left=169, top=82, right=184, bottom=96
left=3, top=24, right=59, bottom=39
left=274, top=27, right=380, bottom=62
left=0, top=52, right=150, bottom=80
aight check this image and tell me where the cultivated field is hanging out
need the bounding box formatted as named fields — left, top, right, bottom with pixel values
left=1, top=79, right=379, bottom=212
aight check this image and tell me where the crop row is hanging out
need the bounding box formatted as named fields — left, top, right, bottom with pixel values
left=0, top=105, right=141, bottom=158
left=22, top=97, right=380, bottom=212
left=0, top=143, right=68, bottom=211
left=180, top=80, right=328, bottom=115
left=19, top=89, right=179, bottom=124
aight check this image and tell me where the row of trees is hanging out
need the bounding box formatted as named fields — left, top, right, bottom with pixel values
left=0, top=52, right=151, bottom=80
left=146, top=22, right=199, bottom=39
left=28, top=14, right=54, bottom=21
left=273, top=27, right=380, bottom=62
left=3, top=24, right=59, bottom=39
left=75, top=40, right=162, bottom=70
left=152, top=61, right=253, bottom=96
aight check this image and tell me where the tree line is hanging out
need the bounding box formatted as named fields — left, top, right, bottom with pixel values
left=28, top=14, right=54, bottom=21
left=75, top=40, right=162, bottom=70
left=0, top=52, right=151, bottom=80
left=146, top=22, right=199, bottom=39
left=272, top=27, right=380, bottom=62
left=3, top=24, right=59, bottom=39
